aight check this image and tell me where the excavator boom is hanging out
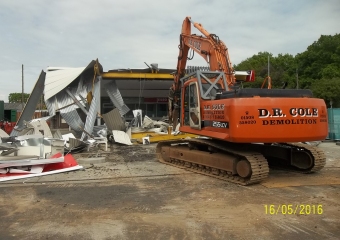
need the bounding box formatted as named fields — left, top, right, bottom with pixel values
left=169, top=17, right=235, bottom=127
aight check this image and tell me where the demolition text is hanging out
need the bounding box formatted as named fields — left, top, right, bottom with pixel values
left=262, top=119, right=317, bottom=125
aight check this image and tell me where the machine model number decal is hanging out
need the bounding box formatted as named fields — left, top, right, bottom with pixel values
left=204, top=104, right=225, bottom=110
left=203, top=104, right=225, bottom=120
left=213, top=104, right=224, bottom=110
left=212, top=121, right=229, bottom=128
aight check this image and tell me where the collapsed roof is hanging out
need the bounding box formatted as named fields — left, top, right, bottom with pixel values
left=12, top=60, right=129, bottom=141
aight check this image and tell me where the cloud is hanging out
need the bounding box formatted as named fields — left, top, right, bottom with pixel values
left=0, top=0, right=339, bottom=101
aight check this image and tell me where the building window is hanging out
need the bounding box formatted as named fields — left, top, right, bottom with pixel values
left=157, top=104, right=167, bottom=118
left=146, top=104, right=156, bottom=118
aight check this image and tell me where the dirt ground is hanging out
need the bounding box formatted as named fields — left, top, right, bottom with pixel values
left=0, top=142, right=339, bottom=240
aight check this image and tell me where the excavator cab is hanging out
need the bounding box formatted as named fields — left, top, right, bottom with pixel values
left=188, top=82, right=201, bottom=129
left=181, top=70, right=228, bottom=130
left=183, top=81, right=200, bottom=128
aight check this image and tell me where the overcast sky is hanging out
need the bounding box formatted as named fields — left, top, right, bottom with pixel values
left=0, top=0, right=339, bottom=102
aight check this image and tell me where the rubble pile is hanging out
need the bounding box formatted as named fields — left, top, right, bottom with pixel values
left=0, top=121, right=82, bottom=182
left=102, top=108, right=174, bottom=145
left=1, top=59, right=188, bottom=183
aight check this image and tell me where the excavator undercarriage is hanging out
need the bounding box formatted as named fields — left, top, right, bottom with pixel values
left=156, top=139, right=326, bottom=185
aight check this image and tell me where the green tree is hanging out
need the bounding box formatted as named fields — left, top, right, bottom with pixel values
left=296, top=34, right=340, bottom=81
left=310, top=78, right=340, bottom=108
left=8, top=93, right=46, bottom=110
left=234, top=34, right=340, bottom=105
left=8, top=93, right=30, bottom=103
left=269, top=53, right=296, bottom=88
left=234, top=51, right=272, bottom=88
left=234, top=51, right=272, bottom=78
left=235, top=52, right=296, bottom=89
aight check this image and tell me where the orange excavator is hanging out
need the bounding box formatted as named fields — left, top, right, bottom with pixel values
left=156, top=16, right=328, bottom=185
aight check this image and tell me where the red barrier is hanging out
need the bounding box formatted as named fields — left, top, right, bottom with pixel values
left=0, top=122, right=16, bottom=135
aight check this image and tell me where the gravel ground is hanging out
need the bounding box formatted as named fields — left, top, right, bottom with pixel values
left=0, top=142, right=339, bottom=240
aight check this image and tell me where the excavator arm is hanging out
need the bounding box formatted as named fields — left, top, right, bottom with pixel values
left=169, top=16, right=235, bottom=126
left=176, top=17, right=234, bottom=81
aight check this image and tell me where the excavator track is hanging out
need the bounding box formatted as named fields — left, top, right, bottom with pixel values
left=156, top=139, right=269, bottom=185
left=156, top=139, right=326, bottom=185
left=280, top=142, right=326, bottom=172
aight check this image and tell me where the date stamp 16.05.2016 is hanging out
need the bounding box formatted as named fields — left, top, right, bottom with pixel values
left=264, top=204, right=323, bottom=215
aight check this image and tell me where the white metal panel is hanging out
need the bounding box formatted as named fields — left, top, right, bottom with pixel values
left=44, top=60, right=98, bottom=100
left=44, top=67, right=86, bottom=100
left=0, top=165, right=83, bottom=182
left=0, top=157, right=64, bottom=168
left=0, top=129, right=9, bottom=138
left=112, top=130, right=132, bottom=145
left=8, top=166, right=44, bottom=174
left=19, top=120, right=53, bottom=138
left=62, top=133, right=76, bottom=142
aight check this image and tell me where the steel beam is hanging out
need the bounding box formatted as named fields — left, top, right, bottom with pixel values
left=65, top=89, right=88, bottom=115
left=101, top=72, right=173, bottom=80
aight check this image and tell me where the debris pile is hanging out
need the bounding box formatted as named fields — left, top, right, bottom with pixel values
left=0, top=152, right=82, bottom=182
left=0, top=126, right=82, bottom=182
left=6, top=59, right=191, bottom=158
left=102, top=108, right=181, bottom=145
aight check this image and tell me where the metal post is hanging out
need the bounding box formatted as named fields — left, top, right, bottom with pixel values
left=296, top=68, right=299, bottom=89
left=22, top=64, right=24, bottom=111
left=267, top=56, right=271, bottom=87
left=97, top=76, right=101, bottom=125
left=268, top=56, right=270, bottom=77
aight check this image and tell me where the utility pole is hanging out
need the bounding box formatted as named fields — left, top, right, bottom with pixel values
left=22, top=64, right=24, bottom=111
left=296, top=68, right=299, bottom=89
left=268, top=55, right=271, bottom=87
left=268, top=56, right=270, bottom=77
